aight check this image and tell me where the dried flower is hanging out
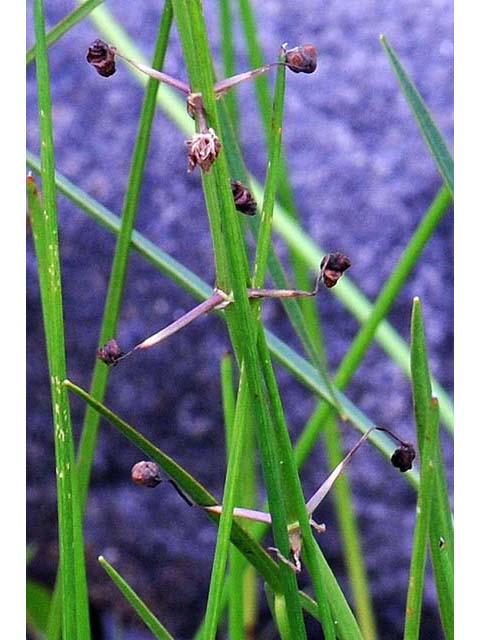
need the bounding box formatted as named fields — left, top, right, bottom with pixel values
left=320, top=252, right=351, bottom=288
left=390, top=443, right=416, bottom=472
left=96, top=339, right=125, bottom=366
left=131, top=461, right=162, bottom=487
left=186, top=128, right=221, bottom=173
left=230, top=180, right=257, bottom=215
left=86, top=39, right=116, bottom=77
left=285, top=44, right=317, bottom=74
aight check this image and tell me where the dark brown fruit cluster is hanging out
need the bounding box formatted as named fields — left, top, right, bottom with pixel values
left=86, top=39, right=116, bottom=77
left=131, top=461, right=163, bottom=487
left=230, top=180, right=257, bottom=215
left=285, top=44, right=317, bottom=74
left=96, top=339, right=124, bottom=366
left=391, top=443, right=416, bottom=472
left=320, top=253, right=352, bottom=288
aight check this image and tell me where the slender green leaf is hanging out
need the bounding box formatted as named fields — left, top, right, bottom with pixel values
left=30, top=2, right=91, bottom=634
left=44, top=6, right=175, bottom=635
left=404, top=397, right=439, bottom=640
left=77, top=0, right=174, bottom=524
left=202, top=365, right=250, bottom=638
left=99, top=556, right=175, bottom=639
left=217, top=36, right=375, bottom=632
left=172, top=2, right=308, bottom=637
left=380, top=35, right=453, bottom=196
left=27, top=0, right=106, bottom=65
left=257, top=332, right=336, bottom=639
left=410, top=298, right=453, bottom=639
left=221, top=354, right=247, bottom=640
left=218, top=0, right=239, bottom=133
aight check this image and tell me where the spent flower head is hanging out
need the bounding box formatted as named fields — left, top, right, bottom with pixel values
left=186, top=128, right=221, bottom=173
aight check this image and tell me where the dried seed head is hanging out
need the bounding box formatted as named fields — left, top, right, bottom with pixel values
left=186, top=128, right=221, bottom=173
left=131, top=461, right=162, bottom=487
left=320, top=253, right=351, bottom=288
left=230, top=180, right=257, bottom=215
left=390, top=443, right=416, bottom=472
left=96, top=339, right=124, bottom=366
left=86, top=39, right=116, bottom=77
left=285, top=44, right=317, bottom=74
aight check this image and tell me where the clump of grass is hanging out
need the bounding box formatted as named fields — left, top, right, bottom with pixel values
left=27, top=1, right=453, bottom=639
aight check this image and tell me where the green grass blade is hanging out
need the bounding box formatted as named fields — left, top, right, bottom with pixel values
left=30, top=1, right=91, bottom=634
left=42, top=6, right=175, bottom=635
left=256, top=332, right=336, bottom=639
left=410, top=298, right=453, bottom=639
left=216, top=49, right=374, bottom=632
left=76, top=0, right=174, bottom=522
left=27, top=0, right=106, bottom=65
left=403, top=397, right=439, bottom=640
left=221, top=352, right=259, bottom=640
left=218, top=0, right=239, bottom=133
left=202, top=365, right=250, bottom=638
left=172, top=2, right=308, bottom=636
left=221, top=354, right=247, bottom=640
left=81, top=5, right=454, bottom=433
left=98, top=556, right=175, bottom=639
left=251, top=51, right=287, bottom=287
left=245, top=51, right=334, bottom=636
left=217, top=100, right=343, bottom=420
left=380, top=36, right=453, bottom=196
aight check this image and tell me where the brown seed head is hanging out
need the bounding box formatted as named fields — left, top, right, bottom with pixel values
left=186, top=128, right=221, bottom=173
left=86, top=39, right=116, bottom=77
left=285, top=44, right=317, bottom=74
left=320, top=253, right=351, bottom=288
left=230, top=180, right=257, bottom=215
left=131, top=461, right=163, bottom=487
left=390, top=443, right=416, bottom=472
left=96, top=339, right=124, bottom=366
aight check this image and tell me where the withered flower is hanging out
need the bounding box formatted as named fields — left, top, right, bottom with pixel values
left=86, top=39, right=117, bottom=77
left=230, top=180, right=257, bottom=215
left=131, top=461, right=162, bottom=487
left=96, top=338, right=125, bottom=366
left=285, top=44, right=317, bottom=74
left=186, top=128, right=221, bottom=173
left=391, top=443, right=416, bottom=472
left=320, top=253, right=351, bottom=288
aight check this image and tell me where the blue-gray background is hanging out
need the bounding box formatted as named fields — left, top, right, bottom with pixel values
left=26, top=1, right=453, bottom=638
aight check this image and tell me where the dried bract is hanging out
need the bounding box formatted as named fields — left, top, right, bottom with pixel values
left=131, top=461, right=162, bottom=487
left=285, top=44, right=317, bottom=74
left=96, top=339, right=124, bottom=366
left=320, top=252, right=351, bottom=288
left=86, top=39, right=116, bottom=77
left=391, top=443, right=416, bottom=472
left=186, top=128, right=221, bottom=173
left=230, top=180, right=257, bottom=215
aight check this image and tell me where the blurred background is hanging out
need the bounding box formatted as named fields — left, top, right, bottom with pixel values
left=27, top=1, right=453, bottom=638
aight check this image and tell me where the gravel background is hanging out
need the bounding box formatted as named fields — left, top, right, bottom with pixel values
left=27, top=1, right=453, bottom=638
